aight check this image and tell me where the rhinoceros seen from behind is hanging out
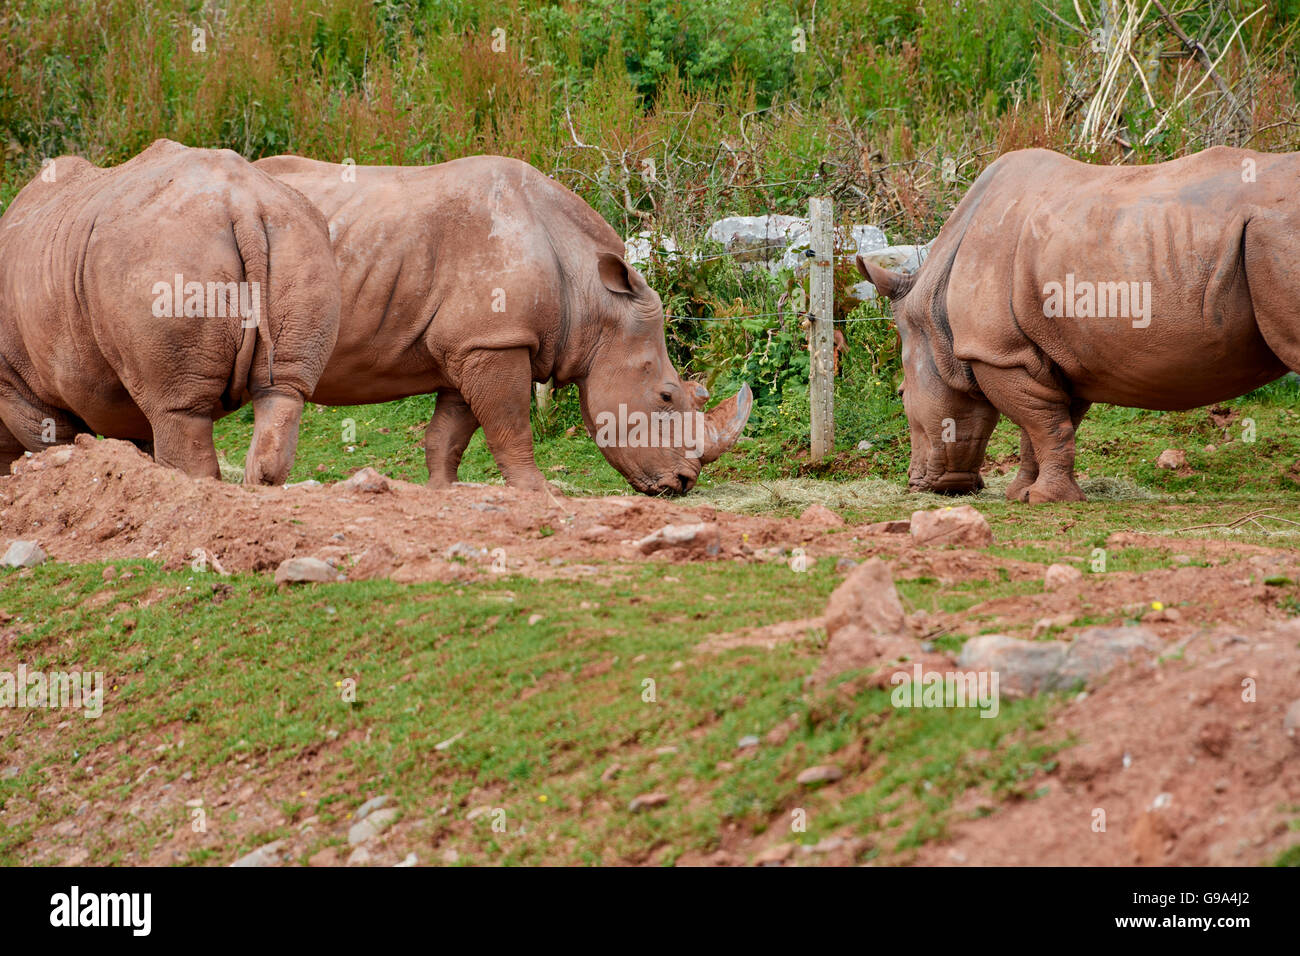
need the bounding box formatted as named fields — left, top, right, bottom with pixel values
left=254, top=154, right=752, bottom=495
left=859, top=145, right=1299, bottom=502
left=0, top=139, right=341, bottom=483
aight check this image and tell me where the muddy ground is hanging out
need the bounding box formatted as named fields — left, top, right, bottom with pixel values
left=2, top=436, right=1298, bottom=866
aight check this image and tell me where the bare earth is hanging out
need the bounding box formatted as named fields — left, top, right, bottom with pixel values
left=2, top=436, right=1298, bottom=866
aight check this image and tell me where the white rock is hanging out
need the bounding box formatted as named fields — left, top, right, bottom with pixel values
left=1, top=540, right=47, bottom=568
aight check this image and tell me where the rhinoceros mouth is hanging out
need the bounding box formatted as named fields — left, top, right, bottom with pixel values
left=912, top=471, right=984, bottom=495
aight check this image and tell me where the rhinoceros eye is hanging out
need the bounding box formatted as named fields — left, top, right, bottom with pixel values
left=659, top=390, right=673, bottom=403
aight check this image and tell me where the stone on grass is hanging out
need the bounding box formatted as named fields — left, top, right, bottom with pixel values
left=348, top=807, right=399, bottom=845
left=635, top=523, right=721, bottom=558
left=812, top=558, right=914, bottom=683
left=230, top=839, right=286, bottom=868
left=275, top=556, right=341, bottom=584
left=910, top=506, right=992, bottom=548
left=1044, top=563, right=1083, bottom=590
left=796, top=765, right=844, bottom=786
left=1, top=540, right=47, bottom=568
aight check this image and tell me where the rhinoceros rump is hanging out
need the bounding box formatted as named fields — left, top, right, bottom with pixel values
left=0, top=139, right=340, bottom=483
left=254, top=154, right=752, bottom=495
left=859, top=146, right=1298, bottom=503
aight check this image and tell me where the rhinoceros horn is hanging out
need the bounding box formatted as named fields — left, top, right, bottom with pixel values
left=698, top=382, right=754, bottom=464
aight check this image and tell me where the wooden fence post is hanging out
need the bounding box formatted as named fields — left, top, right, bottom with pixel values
left=808, top=196, right=835, bottom=461
left=534, top=380, right=553, bottom=418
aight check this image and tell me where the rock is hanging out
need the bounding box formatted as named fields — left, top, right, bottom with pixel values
left=600, top=763, right=623, bottom=783
left=707, top=214, right=807, bottom=261
left=847, top=281, right=878, bottom=304
left=863, top=519, right=911, bottom=534
left=285, top=479, right=322, bottom=489
left=1044, top=563, right=1083, bottom=590
left=959, top=627, right=1159, bottom=697
left=909, top=505, right=992, bottom=548
left=753, top=843, right=796, bottom=866
left=796, top=764, right=843, bottom=786
left=445, top=542, right=487, bottom=562
left=441, top=848, right=460, bottom=864
left=2, top=540, right=47, bottom=568
left=635, top=523, right=721, bottom=558
left=394, top=853, right=418, bottom=867
left=348, top=807, right=399, bottom=845
left=343, top=467, right=390, bottom=493
left=628, top=792, right=669, bottom=813
left=736, top=735, right=760, bottom=750
left=856, top=440, right=874, bottom=451
left=1155, top=448, right=1187, bottom=470
left=274, top=556, right=341, bottom=584
left=812, top=558, right=914, bottom=683
left=958, top=634, right=1068, bottom=697
left=857, top=241, right=933, bottom=275
left=346, top=846, right=372, bottom=866
left=1283, top=699, right=1300, bottom=738
left=834, top=557, right=858, bottom=573
left=1056, top=627, right=1160, bottom=688
left=355, top=794, right=391, bottom=821
left=800, top=503, right=844, bottom=528
left=349, top=542, right=396, bottom=581
left=1, top=765, right=23, bottom=780
left=579, top=524, right=613, bottom=541
left=624, top=230, right=679, bottom=265
left=230, top=839, right=286, bottom=868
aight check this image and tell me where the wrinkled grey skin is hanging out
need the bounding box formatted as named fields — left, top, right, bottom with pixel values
left=0, top=139, right=340, bottom=482
left=255, top=154, right=752, bottom=495
left=861, top=145, right=1299, bottom=502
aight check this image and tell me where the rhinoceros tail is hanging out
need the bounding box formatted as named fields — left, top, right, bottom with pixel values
left=223, top=214, right=274, bottom=409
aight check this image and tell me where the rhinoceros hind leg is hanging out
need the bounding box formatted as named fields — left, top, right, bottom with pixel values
left=425, top=390, right=480, bottom=488
left=148, top=410, right=220, bottom=481
left=456, top=348, right=548, bottom=492
left=973, top=364, right=1087, bottom=503
left=242, top=390, right=305, bottom=486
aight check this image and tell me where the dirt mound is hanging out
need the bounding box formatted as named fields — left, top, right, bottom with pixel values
left=0, top=436, right=886, bottom=581
left=911, top=621, right=1300, bottom=866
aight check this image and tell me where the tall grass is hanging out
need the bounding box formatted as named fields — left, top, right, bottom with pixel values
left=2, top=0, right=1297, bottom=453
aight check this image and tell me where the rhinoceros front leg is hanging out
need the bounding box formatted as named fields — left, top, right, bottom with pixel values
left=1005, top=397, right=1091, bottom=501
left=456, top=348, right=548, bottom=491
left=972, top=363, right=1087, bottom=503
left=425, top=390, right=481, bottom=488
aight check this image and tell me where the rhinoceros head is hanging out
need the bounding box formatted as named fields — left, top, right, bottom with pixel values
left=857, top=256, right=998, bottom=495
left=575, top=252, right=753, bottom=495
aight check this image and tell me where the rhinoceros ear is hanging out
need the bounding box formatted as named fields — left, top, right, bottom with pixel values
left=596, top=251, right=649, bottom=297
left=855, top=255, right=913, bottom=300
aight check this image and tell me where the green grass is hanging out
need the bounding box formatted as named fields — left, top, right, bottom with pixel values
left=0, top=559, right=1062, bottom=865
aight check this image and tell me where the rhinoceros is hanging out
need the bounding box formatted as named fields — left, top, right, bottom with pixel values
left=253, top=154, right=752, bottom=494
left=0, top=139, right=340, bottom=483
left=858, top=146, right=1299, bottom=502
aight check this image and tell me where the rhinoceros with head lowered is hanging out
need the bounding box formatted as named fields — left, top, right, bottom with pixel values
left=254, top=154, right=752, bottom=495
left=858, top=145, right=1300, bottom=503
left=0, top=139, right=341, bottom=483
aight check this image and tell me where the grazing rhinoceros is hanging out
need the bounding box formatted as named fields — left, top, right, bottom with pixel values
left=858, top=146, right=1298, bottom=503
left=0, top=139, right=340, bottom=483
left=254, top=154, right=752, bottom=495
